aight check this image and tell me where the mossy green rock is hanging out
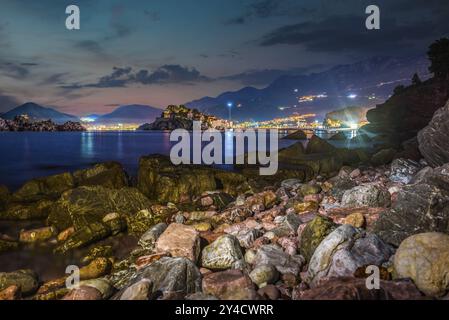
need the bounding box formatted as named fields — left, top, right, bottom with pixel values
left=1, top=199, right=53, bottom=220
left=47, top=186, right=152, bottom=231
left=54, top=222, right=112, bottom=254
left=300, top=184, right=322, bottom=196
left=300, top=215, right=337, bottom=262
left=126, top=206, right=174, bottom=236
left=12, top=172, right=75, bottom=203
left=0, top=270, right=39, bottom=295
left=73, top=162, right=128, bottom=189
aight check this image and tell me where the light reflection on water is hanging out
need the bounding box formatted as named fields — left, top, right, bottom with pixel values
left=0, top=130, right=369, bottom=191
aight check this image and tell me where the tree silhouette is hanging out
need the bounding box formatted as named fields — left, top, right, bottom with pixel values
left=428, top=38, right=449, bottom=78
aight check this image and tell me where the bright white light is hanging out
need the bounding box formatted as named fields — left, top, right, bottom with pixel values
left=347, top=94, right=357, bottom=99
left=80, top=117, right=96, bottom=123
left=349, top=122, right=358, bottom=129
left=227, top=102, right=233, bottom=108
left=294, top=89, right=298, bottom=93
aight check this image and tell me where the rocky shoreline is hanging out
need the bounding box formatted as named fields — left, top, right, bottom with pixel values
left=1, top=105, right=449, bottom=300
left=0, top=115, right=86, bottom=132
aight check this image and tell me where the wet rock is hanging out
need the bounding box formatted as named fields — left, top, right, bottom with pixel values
left=57, top=227, right=75, bottom=242
left=19, top=226, right=56, bottom=243
left=244, top=249, right=257, bottom=265
left=201, top=235, right=243, bottom=270
left=389, top=158, right=421, bottom=184
left=82, top=245, right=114, bottom=264
left=202, top=269, right=258, bottom=300
left=54, top=222, right=111, bottom=254
left=114, top=257, right=202, bottom=298
left=328, top=177, right=357, bottom=201
left=394, top=232, right=449, bottom=297
left=341, top=184, right=391, bottom=208
left=80, top=258, right=112, bottom=280
left=155, top=223, right=200, bottom=262
left=137, top=155, right=249, bottom=203
left=80, top=278, right=114, bottom=299
left=136, top=253, right=169, bottom=270
left=62, top=286, right=103, bottom=300
left=249, top=265, right=279, bottom=287
left=127, top=206, right=174, bottom=236
left=0, top=270, right=39, bottom=295
left=298, top=277, right=423, bottom=300
left=371, top=148, right=396, bottom=166
left=0, top=185, right=9, bottom=211
left=73, top=162, right=128, bottom=189
left=299, top=215, right=337, bottom=262
left=373, top=183, right=449, bottom=246
left=254, top=244, right=305, bottom=276
left=47, top=186, right=152, bottom=231
left=281, top=179, right=302, bottom=190
left=418, top=99, right=449, bottom=167
left=12, top=172, right=75, bottom=202
left=119, top=279, right=151, bottom=300
left=2, top=199, right=53, bottom=220
left=307, top=225, right=394, bottom=287
left=197, top=192, right=234, bottom=211
left=0, top=285, right=21, bottom=300
left=138, top=223, right=168, bottom=250
left=102, top=212, right=126, bottom=235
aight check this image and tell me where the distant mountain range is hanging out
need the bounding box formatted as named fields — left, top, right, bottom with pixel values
left=1, top=103, right=162, bottom=125
left=185, top=55, right=430, bottom=121
left=93, top=105, right=161, bottom=124
left=1, top=102, right=80, bottom=124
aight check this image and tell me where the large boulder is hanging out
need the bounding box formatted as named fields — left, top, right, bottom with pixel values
left=113, top=257, right=202, bottom=299
left=341, top=184, right=391, bottom=208
left=373, top=183, right=449, bottom=246
left=202, top=269, right=258, bottom=300
left=0, top=270, right=39, bottom=295
left=418, top=99, right=449, bottom=167
left=394, top=233, right=449, bottom=297
left=73, top=162, right=128, bottom=189
left=300, top=215, right=337, bottom=262
left=155, top=223, right=200, bottom=262
left=282, top=130, right=307, bottom=140
left=47, top=186, right=153, bottom=231
left=306, top=135, right=337, bottom=154
left=12, top=172, right=75, bottom=203
left=364, top=77, right=449, bottom=146
left=0, top=185, right=10, bottom=211
left=1, top=199, right=53, bottom=220
left=307, top=225, right=394, bottom=287
left=137, top=155, right=250, bottom=203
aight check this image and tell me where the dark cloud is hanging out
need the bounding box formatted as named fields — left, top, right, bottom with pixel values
left=225, top=0, right=315, bottom=25
left=0, top=61, right=37, bottom=79
left=220, top=65, right=326, bottom=86
left=40, top=73, right=69, bottom=85
left=63, top=65, right=209, bottom=89
left=259, top=14, right=449, bottom=55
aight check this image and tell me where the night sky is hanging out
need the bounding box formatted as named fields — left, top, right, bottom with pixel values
left=0, top=0, right=448, bottom=115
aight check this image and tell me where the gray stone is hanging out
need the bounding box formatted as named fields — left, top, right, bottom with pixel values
left=235, top=229, right=263, bottom=249
left=390, top=158, right=421, bottom=184
left=138, top=223, right=168, bottom=250
left=201, top=235, right=244, bottom=270
left=341, top=184, right=391, bottom=208
left=254, top=244, right=305, bottom=276
left=307, top=225, right=394, bottom=287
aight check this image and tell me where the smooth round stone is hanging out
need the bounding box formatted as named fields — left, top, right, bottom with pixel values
left=249, top=265, right=279, bottom=287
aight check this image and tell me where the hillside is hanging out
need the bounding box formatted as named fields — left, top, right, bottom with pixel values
left=95, top=105, right=162, bottom=124
left=186, top=55, right=430, bottom=121
left=1, top=102, right=79, bottom=124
